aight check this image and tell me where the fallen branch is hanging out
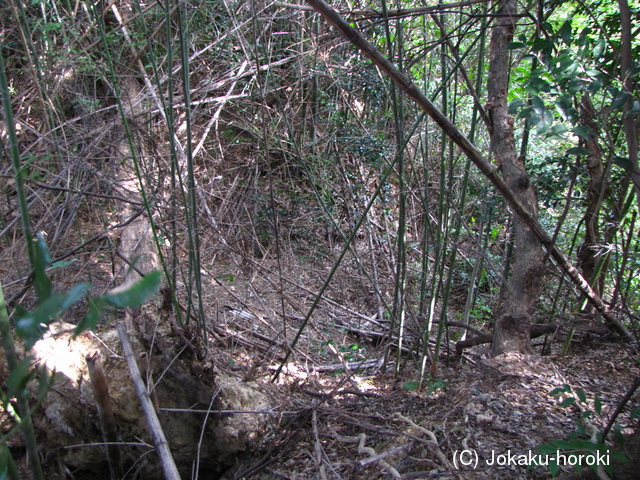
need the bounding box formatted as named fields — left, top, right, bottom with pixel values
left=330, top=431, right=402, bottom=479
left=454, top=323, right=558, bottom=355
left=394, top=413, right=462, bottom=480
left=117, top=323, right=181, bottom=480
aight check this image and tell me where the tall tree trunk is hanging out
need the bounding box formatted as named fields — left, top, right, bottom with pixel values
left=617, top=0, right=640, bottom=215
left=487, top=0, right=544, bottom=355
left=577, top=93, right=607, bottom=299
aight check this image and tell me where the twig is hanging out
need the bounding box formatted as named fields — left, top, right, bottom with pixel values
left=117, top=323, right=181, bottom=480
left=330, top=431, right=402, bottom=479
left=312, top=411, right=328, bottom=480
left=602, top=376, right=640, bottom=442
left=394, top=413, right=461, bottom=478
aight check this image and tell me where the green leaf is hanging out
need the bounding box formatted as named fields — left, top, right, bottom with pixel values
left=527, top=76, right=552, bottom=94
left=74, top=296, right=106, bottom=336
left=546, top=124, right=568, bottom=137
left=552, top=439, right=595, bottom=450
left=578, top=27, right=591, bottom=47
left=573, top=126, right=594, bottom=139
left=15, top=284, right=91, bottom=348
left=33, top=233, right=53, bottom=301
left=550, top=387, right=567, bottom=396
left=612, top=156, right=633, bottom=171
left=537, top=443, right=559, bottom=454
left=49, top=259, right=77, bottom=270
left=611, top=450, right=629, bottom=462
left=559, top=20, right=572, bottom=44
left=6, top=357, right=35, bottom=402
left=592, top=36, right=606, bottom=58
left=559, top=397, right=576, bottom=407
left=567, top=79, right=584, bottom=94
left=576, top=388, right=587, bottom=402
left=508, top=99, right=527, bottom=114
left=532, top=37, right=554, bottom=52
left=587, top=79, right=603, bottom=95
left=403, top=380, right=419, bottom=391
left=507, top=42, right=526, bottom=50
left=595, top=396, right=603, bottom=415
left=567, top=147, right=593, bottom=156
left=612, top=91, right=630, bottom=110
left=532, top=95, right=546, bottom=115
left=536, top=110, right=554, bottom=135
left=104, top=271, right=162, bottom=308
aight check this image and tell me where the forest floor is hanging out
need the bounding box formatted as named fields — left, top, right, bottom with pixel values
left=3, top=212, right=638, bottom=480
left=194, top=258, right=640, bottom=480
left=216, top=332, right=638, bottom=480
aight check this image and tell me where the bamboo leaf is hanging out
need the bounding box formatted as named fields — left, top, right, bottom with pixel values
left=104, top=271, right=162, bottom=308
left=33, top=233, right=52, bottom=301
left=15, top=284, right=92, bottom=348
left=74, top=296, right=106, bottom=336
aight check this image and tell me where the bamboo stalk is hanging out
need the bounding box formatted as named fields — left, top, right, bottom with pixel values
left=304, top=0, right=632, bottom=341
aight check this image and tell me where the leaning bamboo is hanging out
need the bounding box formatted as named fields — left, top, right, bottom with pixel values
left=304, top=0, right=632, bottom=341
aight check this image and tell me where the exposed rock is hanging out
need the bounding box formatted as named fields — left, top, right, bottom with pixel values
left=12, top=319, right=272, bottom=478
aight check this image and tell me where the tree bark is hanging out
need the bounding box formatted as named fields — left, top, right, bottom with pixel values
left=486, top=0, right=544, bottom=355
left=577, top=93, right=607, bottom=299
left=617, top=0, right=640, bottom=215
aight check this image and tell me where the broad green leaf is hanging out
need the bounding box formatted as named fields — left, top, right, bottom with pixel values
left=74, top=296, right=106, bottom=336
left=612, top=91, right=630, bottom=110
left=508, top=99, right=526, bottom=114
left=6, top=357, right=35, bottom=402
left=555, top=99, right=578, bottom=123
left=559, top=20, right=572, bottom=44
left=573, top=126, right=594, bottom=140
left=34, top=233, right=52, bottom=301
left=15, top=284, right=91, bottom=348
left=536, top=443, right=558, bottom=454
left=527, top=76, right=552, bottom=94
left=546, top=124, right=568, bottom=137
left=612, top=156, right=633, bottom=171
left=567, top=147, right=593, bottom=156
left=532, top=95, right=546, bottom=115
left=587, top=79, right=603, bottom=95
left=559, top=397, right=576, bottom=407
left=567, top=79, right=583, bottom=94
left=536, top=110, right=554, bottom=135
left=595, top=396, right=603, bottom=415
left=578, top=27, right=591, bottom=47
left=507, top=42, right=526, bottom=50
left=593, top=36, right=606, bottom=58
left=629, top=406, right=640, bottom=419
left=104, top=271, right=162, bottom=308
left=585, top=69, right=603, bottom=80
left=550, top=387, right=567, bottom=395
left=532, top=37, right=554, bottom=52
left=517, top=106, right=535, bottom=119
left=576, top=388, right=586, bottom=402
